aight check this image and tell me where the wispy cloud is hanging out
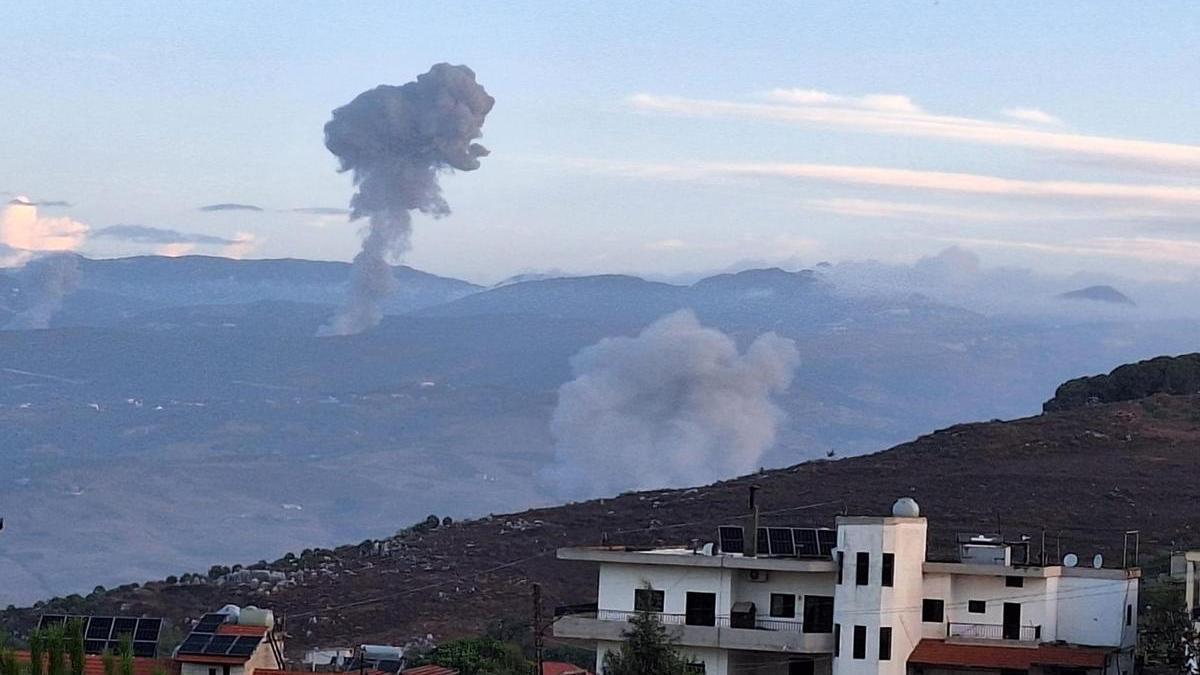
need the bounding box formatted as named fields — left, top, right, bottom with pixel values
left=91, top=224, right=244, bottom=246
left=1001, top=107, right=1062, bottom=126
left=198, top=203, right=263, bottom=212
left=571, top=157, right=1200, bottom=207
left=630, top=90, right=1200, bottom=170
left=937, top=235, right=1200, bottom=266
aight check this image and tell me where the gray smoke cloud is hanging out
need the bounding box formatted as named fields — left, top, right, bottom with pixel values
left=539, top=310, right=801, bottom=499
left=6, top=254, right=81, bottom=330
left=198, top=203, right=263, bottom=212
left=318, top=63, right=494, bottom=336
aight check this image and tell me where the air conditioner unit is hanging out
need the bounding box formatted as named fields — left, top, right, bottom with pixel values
left=747, top=569, right=769, bottom=583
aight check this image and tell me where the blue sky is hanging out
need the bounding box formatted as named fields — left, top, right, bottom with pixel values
left=3, top=1, right=1197, bottom=283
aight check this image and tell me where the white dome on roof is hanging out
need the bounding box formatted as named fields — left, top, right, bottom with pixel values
left=892, top=497, right=920, bottom=518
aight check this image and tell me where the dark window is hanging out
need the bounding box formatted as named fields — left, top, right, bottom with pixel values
left=837, top=551, right=844, bottom=584
left=968, top=600, right=986, bottom=614
left=1006, top=576, right=1024, bottom=588
left=634, top=588, right=664, bottom=612
left=770, top=593, right=797, bottom=618
left=1126, top=604, right=1133, bottom=626
left=833, top=624, right=840, bottom=657
left=803, top=595, right=835, bottom=633
left=789, top=660, right=815, bottom=675
left=922, top=599, right=945, bottom=623
left=882, top=553, right=894, bottom=587
left=208, top=669, right=216, bottom=675
left=852, top=625, right=866, bottom=660
left=685, top=592, right=716, bottom=626
left=855, top=551, right=870, bottom=586
left=879, top=627, right=892, bottom=661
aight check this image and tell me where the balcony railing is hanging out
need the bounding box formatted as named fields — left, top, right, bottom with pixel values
left=589, top=609, right=804, bottom=633
left=948, top=622, right=1041, bottom=642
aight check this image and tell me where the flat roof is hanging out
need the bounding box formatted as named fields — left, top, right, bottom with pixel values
left=924, top=561, right=1141, bottom=580
left=557, top=546, right=838, bottom=572
left=909, top=639, right=1110, bottom=670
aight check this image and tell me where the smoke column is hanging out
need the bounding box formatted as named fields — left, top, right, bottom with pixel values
left=539, top=310, right=800, bottom=499
left=319, top=63, right=494, bottom=336
left=6, top=254, right=81, bottom=330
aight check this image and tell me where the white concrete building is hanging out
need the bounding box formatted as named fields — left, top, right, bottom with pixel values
left=556, top=499, right=1139, bottom=675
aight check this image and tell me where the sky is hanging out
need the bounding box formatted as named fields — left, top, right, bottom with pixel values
left=2, top=1, right=1198, bottom=284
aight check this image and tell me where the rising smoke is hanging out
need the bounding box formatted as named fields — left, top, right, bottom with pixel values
left=319, top=63, right=494, bottom=336
left=6, top=254, right=81, bottom=330
left=539, top=310, right=800, bottom=499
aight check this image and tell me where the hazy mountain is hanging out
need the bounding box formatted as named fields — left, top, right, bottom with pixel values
left=1058, top=285, right=1135, bottom=306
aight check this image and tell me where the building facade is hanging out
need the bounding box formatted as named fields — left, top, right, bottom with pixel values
left=556, top=500, right=1139, bottom=675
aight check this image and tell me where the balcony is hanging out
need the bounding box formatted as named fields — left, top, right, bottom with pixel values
left=554, top=609, right=833, bottom=653
left=947, top=622, right=1041, bottom=643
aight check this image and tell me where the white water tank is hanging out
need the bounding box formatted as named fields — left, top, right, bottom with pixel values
left=217, top=605, right=241, bottom=621
left=239, top=606, right=275, bottom=629
left=892, top=497, right=921, bottom=518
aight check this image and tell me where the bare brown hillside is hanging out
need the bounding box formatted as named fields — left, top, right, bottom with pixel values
left=5, top=393, right=1200, bottom=653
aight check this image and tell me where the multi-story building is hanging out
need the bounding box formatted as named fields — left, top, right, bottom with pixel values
left=556, top=498, right=1139, bottom=675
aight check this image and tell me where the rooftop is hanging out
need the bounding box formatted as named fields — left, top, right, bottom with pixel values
left=908, top=639, right=1111, bottom=670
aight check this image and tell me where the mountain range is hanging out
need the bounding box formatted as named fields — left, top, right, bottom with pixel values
left=0, top=254, right=1197, bottom=605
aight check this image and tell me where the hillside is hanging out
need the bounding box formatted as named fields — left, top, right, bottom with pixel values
left=5, top=390, right=1200, bottom=652
left=1045, top=353, right=1200, bottom=411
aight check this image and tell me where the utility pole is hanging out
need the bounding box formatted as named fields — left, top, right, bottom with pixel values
left=532, top=583, right=544, bottom=675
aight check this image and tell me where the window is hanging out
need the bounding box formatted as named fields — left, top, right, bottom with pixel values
left=770, top=593, right=797, bottom=618
left=685, top=592, right=716, bottom=626
left=1126, top=604, right=1133, bottom=627
left=855, top=551, right=870, bottom=585
left=803, top=595, right=835, bottom=633
left=208, top=669, right=217, bottom=675
left=882, top=552, right=894, bottom=587
left=833, top=624, right=840, bottom=657
left=788, top=660, right=815, bottom=675
left=879, top=627, right=892, bottom=661
left=1006, top=575, right=1024, bottom=588
left=968, top=600, right=986, bottom=614
left=837, top=551, right=844, bottom=584
left=852, top=625, right=866, bottom=660
left=634, top=588, right=664, bottom=612
left=684, top=664, right=705, bottom=674
left=922, top=598, right=945, bottom=623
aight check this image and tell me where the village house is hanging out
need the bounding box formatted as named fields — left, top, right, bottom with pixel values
left=555, top=498, right=1139, bottom=675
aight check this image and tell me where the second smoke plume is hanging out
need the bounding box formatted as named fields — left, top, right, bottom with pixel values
left=319, top=63, right=494, bottom=336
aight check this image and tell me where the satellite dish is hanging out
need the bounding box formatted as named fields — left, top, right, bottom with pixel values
left=1093, top=554, right=1104, bottom=569
left=1063, top=553, right=1079, bottom=568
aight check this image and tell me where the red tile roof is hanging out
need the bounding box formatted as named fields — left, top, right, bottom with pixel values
left=13, top=651, right=179, bottom=675
left=402, top=666, right=460, bottom=675
left=909, top=639, right=1111, bottom=670
left=542, top=662, right=592, bottom=675
left=215, top=624, right=267, bottom=637
left=174, top=655, right=252, bottom=666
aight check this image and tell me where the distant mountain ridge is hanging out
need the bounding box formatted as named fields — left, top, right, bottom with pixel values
left=1044, top=352, right=1200, bottom=411
left=1058, top=284, right=1135, bottom=306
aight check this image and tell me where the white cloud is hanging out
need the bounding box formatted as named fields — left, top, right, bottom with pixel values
left=629, top=92, right=1200, bottom=170
left=937, top=235, right=1200, bottom=266
left=220, top=232, right=258, bottom=259
left=572, top=158, right=1200, bottom=206
left=0, top=197, right=89, bottom=255
left=1002, top=107, right=1063, bottom=126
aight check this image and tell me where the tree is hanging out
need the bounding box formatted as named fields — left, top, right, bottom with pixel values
left=1140, top=583, right=1200, bottom=673
left=412, top=637, right=529, bottom=675
left=67, top=620, right=86, bottom=675
left=46, top=625, right=66, bottom=675
left=118, top=636, right=134, bottom=675
left=602, top=610, right=696, bottom=675
left=101, top=651, right=116, bottom=675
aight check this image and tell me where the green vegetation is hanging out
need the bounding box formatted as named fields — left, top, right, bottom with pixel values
left=1139, top=582, right=1200, bottom=673
left=409, top=636, right=529, bottom=675
left=66, top=621, right=84, bottom=675
left=602, top=610, right=696, bottom=675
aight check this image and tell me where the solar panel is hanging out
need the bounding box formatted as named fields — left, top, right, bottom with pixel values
left=130, top=642, right=157, bottom=658
left=86, top=617, right=113, bottom=640
left=817, top=528, right=837, bottom=556
left=767, top=527, right=796, bottom=556
left=38, top=615, right=67, bottom=629
left=112, top=617, right=137, bottom=638
left=226, top=636, right=260, bottom=657
left=134, top=618, right=162, bottom=642
left=204, top=635, right=237, bottom=655
left=793, top=528, right=821, bottom=556
left=193, top=613, right=227, bottom=633
left=756, top=527, right=769, bottom=556
left=84, top=641, right=107, bottom=654
left=717, top=525, right=744, bottom=554
left=178, top=633, right=212, bottom=655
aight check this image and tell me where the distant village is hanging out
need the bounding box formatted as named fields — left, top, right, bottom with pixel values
left=3, top=497, right=1200, bottom=675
